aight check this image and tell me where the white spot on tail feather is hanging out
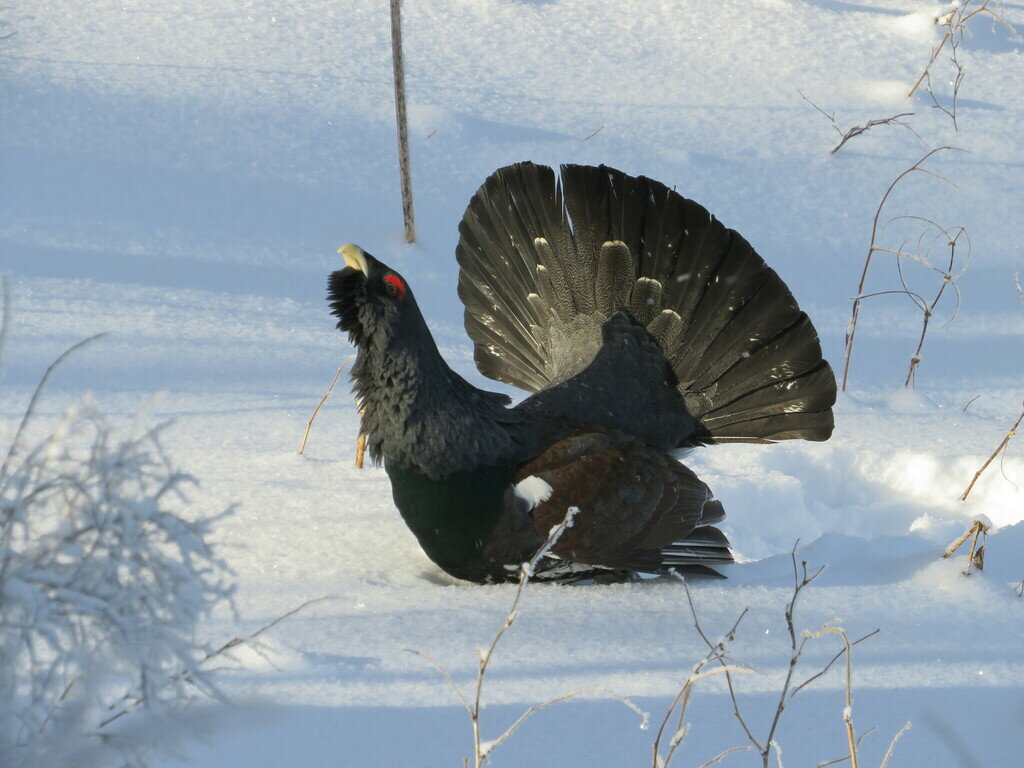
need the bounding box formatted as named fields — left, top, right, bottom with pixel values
left=515, top=475, right=553, bottom=509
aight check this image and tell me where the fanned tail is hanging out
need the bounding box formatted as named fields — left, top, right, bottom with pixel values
left=456, top=162, right=836, bottom=445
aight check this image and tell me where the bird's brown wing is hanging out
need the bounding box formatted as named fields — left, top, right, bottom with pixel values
left=515, top=432, right=730, bottom=570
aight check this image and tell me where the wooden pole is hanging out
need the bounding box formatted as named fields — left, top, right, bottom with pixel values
left=390, top=0, right=416, bottom=243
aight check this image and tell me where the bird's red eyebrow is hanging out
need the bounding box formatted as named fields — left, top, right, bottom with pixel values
left=384, top=274, right=406, bottom=300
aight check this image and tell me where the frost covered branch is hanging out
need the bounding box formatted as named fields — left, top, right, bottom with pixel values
left=0, top=337, right=235, bottom=768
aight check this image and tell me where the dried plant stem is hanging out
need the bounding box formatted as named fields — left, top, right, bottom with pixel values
left=879, top=722, right=912, bottom=768
left=805, top=627, right=857, bottom=768
left=101, top=596, right=332, bottom=728
left=354, top=409, right=367, bottom=468
left=407, top=509, right=646, bottom=767
left=841, top=147, right=960, bottom=391
left=959, top=405, right=1024, bottom=501
left=0, top=332, right=107, bottom=486
left=900, top=226, right=968, bottom=387
left=798, top=91, right=919, bottom=155
left=697, top=746, right=755, bottom=768
left=907, top=31, right=950, bottom=99
left=907, top=1, right=1018, bottom=129
left=298, top=356, right=354, bottom=454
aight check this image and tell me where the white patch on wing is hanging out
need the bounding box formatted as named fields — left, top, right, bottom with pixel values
left=514, top=475, right=553, bottom=509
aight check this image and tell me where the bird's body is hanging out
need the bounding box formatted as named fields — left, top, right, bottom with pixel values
left=329, top=163, right=836, bottom=583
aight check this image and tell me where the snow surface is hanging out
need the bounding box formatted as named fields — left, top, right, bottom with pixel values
left=2, top=0, right=1023, bottom=765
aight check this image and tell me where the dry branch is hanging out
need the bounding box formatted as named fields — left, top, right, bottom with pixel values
left=101, top=596, right=332, bottom=728
left=298, top=356, right=354, bottom=454
left=959, top=405, right=1024, bottom=501
left=907, top=1, right=1019, bottom=130
left=408, top=508, right=646, bottom=767
left=841, top=147, right=963, bottom=391
left=797, top=91, right=919, bottom=155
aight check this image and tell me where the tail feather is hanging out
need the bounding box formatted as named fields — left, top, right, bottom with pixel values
left=456, top=162, right=836, bottom=445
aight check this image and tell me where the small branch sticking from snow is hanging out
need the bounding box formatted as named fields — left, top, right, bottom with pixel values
left=959, top=403, right=1024, bottom=502
left=797, top=91, right=921, bottom=155
left=406, top=506, right=645, bottom=767
left=298, top=356, right=354, bottom=455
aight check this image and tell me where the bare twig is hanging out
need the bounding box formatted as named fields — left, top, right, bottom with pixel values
left=408, top=508, right=646, bottom=767
left=817, top=727, right=875, bottom=768
left=101, top=596, right=333, bottom=728
left=298, top=356, right=354, bottom=454
left=841, top=147, right=963, bottom=391
left=898, top=225, right=969, bottom=387
left=651, top=585, right=752, bottom=768
left=908, top=1, right=1019, bottom=130
left=959, top=404, right=1024, bottom=500
left=1013, top=580, right=1024, bottom=598
left=879, top=722, right=912, bottom=768
left=0, top=333, right=108, bottom=486
left=963, top=394, right=981, bottom=412
left=790, top=629, right=880, bottom=698
left=697, top=746, right=755, bottom=768
left=581, top=125, right=604, bottom=142
left=798, top=90, right=919, bottom=154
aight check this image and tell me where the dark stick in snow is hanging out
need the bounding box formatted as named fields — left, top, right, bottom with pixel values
left=390, top=0, right=416, bottom=243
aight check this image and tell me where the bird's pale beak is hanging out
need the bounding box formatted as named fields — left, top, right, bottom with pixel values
left=338, top=244, right=370, bottom=275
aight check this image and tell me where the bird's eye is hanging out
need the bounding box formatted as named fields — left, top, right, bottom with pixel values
left=383, top=274, right=406, bottom=300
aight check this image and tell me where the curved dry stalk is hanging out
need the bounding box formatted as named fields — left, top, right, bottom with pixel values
left=653, top=665, right=754, bottom=767
left=841, top=147, right=963, bottom=391
left=0, top=333, right=108, bottom=487
left=486, top=686, right=646, bottom=759
left=698, top=746, right=754, bottom=768
left=879, top=722, right=912, bottom=768
left=401, top=647, right=472, bottom=716
left=298, top=355, right=354, bottom=454
left=790, top=628, right=879, bottom=699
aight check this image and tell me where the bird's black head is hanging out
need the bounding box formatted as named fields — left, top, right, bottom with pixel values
left=327, top=244, right=419, bottom=348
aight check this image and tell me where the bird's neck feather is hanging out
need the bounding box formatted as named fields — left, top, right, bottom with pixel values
left=352, top=315, right=523, bottom=478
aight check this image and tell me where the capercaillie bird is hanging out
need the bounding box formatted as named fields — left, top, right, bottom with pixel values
left=328, top=162, right=836, bottom=583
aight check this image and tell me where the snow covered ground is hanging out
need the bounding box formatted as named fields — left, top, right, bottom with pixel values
left=2, top=0, right=1023, bottom=765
